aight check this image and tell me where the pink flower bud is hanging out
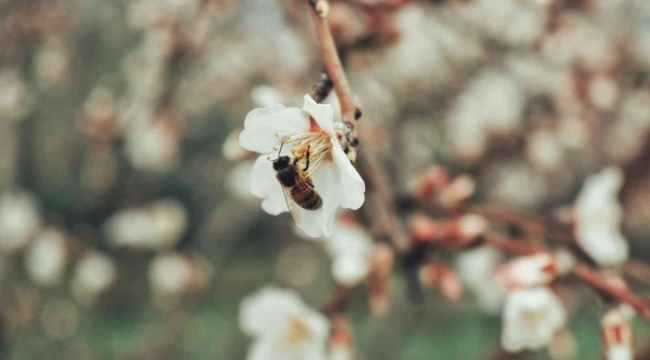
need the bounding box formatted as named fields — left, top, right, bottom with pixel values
left=601, top=309, right=634, bottom=360
left=418, top=263, right=463, bottom=300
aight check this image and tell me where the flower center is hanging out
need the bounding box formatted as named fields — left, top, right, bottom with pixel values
left=520, top=307, right=549, bottom=325
left=285, top=317, right=311, bottom=344
left=281, top=132, right=332, bottom=179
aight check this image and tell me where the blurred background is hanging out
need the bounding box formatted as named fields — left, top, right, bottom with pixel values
left=0, top=0, right=650, bottom=359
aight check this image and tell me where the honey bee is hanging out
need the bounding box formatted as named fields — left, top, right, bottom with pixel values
left=273, top=144, right=322, bottom=216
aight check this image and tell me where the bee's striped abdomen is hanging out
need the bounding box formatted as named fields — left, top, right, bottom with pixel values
left=291, top=182, right=322, bottom=210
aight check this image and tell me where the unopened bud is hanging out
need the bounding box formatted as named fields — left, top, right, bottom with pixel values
left=601, top=309, right=634, bottom=360
left=440, top=214, right=488, bottom=247
left=409, top=214, right=440, bottom=243
left=315, top=0, right=330, bottom=18
left=411, top=166, right=450, bottom=200
left=418, top=263, right=463, bottom=300
left=437, top=174, right=476, bottom=209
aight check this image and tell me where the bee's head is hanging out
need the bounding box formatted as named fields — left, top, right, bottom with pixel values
left=273, top=156, right=291, bottom=170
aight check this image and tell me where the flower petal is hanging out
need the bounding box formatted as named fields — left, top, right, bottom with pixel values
left=239, top=287, right=304, bottom=338
left=302, top=94, right=335, bottom=136
left=240, top=104, right=310, bottom=154
left=293, top=162, right=341, bottom=238
left=250, top=155, right=288, bottom=215
left=331, top=144, right=365, bottom=209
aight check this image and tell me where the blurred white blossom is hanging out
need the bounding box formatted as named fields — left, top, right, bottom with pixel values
left=149, top=252, right=211, bottom=308
left=0, top=69, right=33, bottom=122
left=25, top=227, right=68, bottom=287
left=0, top=190, right=42, bottom=254
left=324, top=219, right=373, bottom=287
left=574, top=167, right=628, bottom=266
left=447, top=70, right=524, bottom=162
left=601, top=308, right=634, bottom=360
left=124, top=118, right=181, bottom=173
left=104, top=198, right=188, bottom=250
left=494, top=253, right=571, bottom=290
left=456, top=246, right=504, bottom=313
left=502, top=287, right=567, bottom=352
left=71, top=252, right=117, bottom=306
left=35, top=36, right=72, bottom=89
left=239, top=287, right=329, bottom=360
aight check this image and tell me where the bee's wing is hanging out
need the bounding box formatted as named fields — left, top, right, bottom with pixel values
left=281, top=185, right=302, bottom=224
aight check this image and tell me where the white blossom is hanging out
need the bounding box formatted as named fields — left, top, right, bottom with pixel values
left=446, top=70, right=524, bottom=162
left=149, top=252, right=210, bottom=308
left=574, top=167, right=628, bottom=266
left=502, top=287, right=567, bottom=352
left=494, top=253, right=561, bottom=289
left=104, top=198, right=188, bottom=250
left=325, top=220, right=374, bottom=287
left=227, top=160, right=257, bottom=202
left=601, top=308, right=634, bottom=360
left=239, top=94, right=365, bottom=238
left=0, top=69, right=33, bottom=122
left=124, top=119, right=180, bottom=173
left=35, top=36, right=72, bottom=89
left=239, top=287, right=329, bottom=360
left=0, top=190, right=42, bottom=254
left=71, top=252, right=117, bottom=306
left=456, top=246, right=504, bottom=313
left=25, top=228, right=68, bottom=287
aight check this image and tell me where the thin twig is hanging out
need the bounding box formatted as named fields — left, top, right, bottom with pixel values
left=574, top=263, right=650, bottom=322
left=482, top=233, right=543, bottom=256
left=306, top=0, right=362, bottom=133
left=305, top=0, right=408, bottom=252
left=318, top=286, right=354, bottom=315
left=624, top=258, right=650, bottom=286
left=305, top=0, right=409, bottom=315
left=484, top=233, right=650, bottom=323
left=359, top=152, right=410, bottom=253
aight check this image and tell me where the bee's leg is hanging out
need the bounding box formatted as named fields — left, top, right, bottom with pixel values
left=303, top=146, right=311, bottom=172
left=305, top=177, right=315, bottom=188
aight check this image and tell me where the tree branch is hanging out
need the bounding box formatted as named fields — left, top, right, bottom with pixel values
left=306, top=0, right=361, bottom=134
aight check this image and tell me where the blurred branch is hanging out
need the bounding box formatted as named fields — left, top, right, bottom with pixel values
left=358, top=153, right=410, bottom=253
left=573, top=263, right=650, bottom=322
left=484, top=233, right=650, bottom=323
left=318, top=285, right=353, bottom=316
left=624, top=258, right=650, bottom=286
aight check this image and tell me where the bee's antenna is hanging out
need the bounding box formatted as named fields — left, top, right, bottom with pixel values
left=268, top=139, right=286, bottom=162
left=277, top=140, right=285, bottom=157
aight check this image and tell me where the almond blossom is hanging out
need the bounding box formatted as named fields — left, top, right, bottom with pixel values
left=239, top=94, right=365, bottom=238
left=494, top=252, right=574, bottom=289
left=324, top=219, right=374, bottom=287
left=601, top=308, right=634, bottom=360
left=71, top=252, right=118, bottom=307
left=574, top=167, right=629, bottom=266
left=501, top=287, right=567, bottom=352
left=456, top=246, right=504, bottom=313
left=25, top=227, right=68, bottom=287
left=239, top=287, right=330, bottom=360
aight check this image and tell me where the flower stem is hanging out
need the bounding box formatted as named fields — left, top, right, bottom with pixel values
left=305, top=0, right=361, bottom=134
